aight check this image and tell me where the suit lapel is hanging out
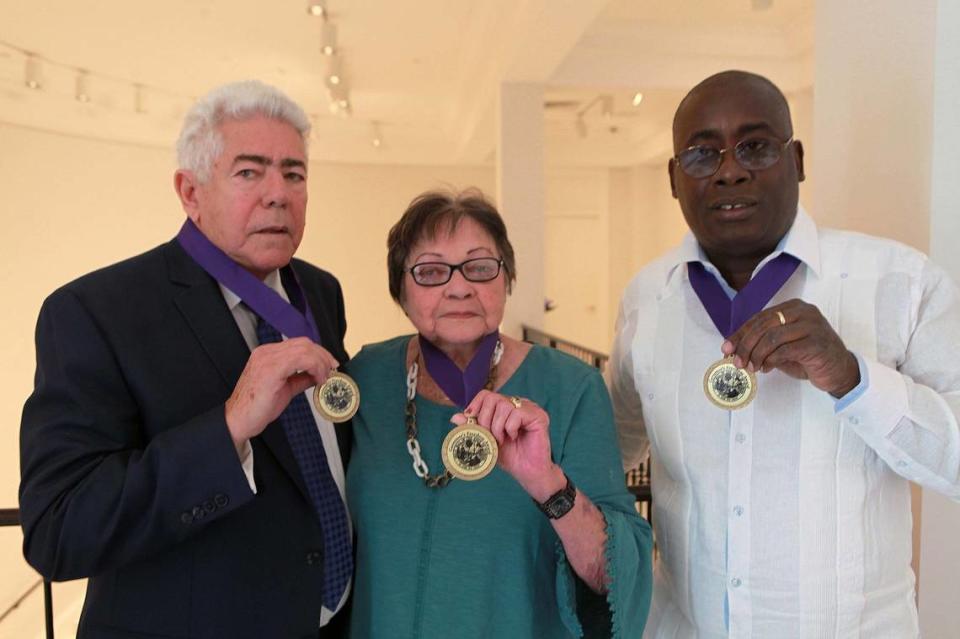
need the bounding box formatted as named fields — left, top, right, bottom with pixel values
left=164, top=240, right=311, bottom=499
left=165, top=241, right=249, bottom=390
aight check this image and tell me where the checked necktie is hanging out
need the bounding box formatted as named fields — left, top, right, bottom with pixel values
left=255, top=317, right=353, bottom=610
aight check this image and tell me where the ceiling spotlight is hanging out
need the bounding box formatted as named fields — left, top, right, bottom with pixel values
left=326, top=81, right=352, bottom=116
left=601, top=95, right=614, bottom=119
left=336, top=99, right=352, bottom=117
left=325, top=55, right=343, bottom=88
left=371, top=121, right=383, bottom=148
left=75, top=71, right=91, bottom=103
left=320, top=22, right=337, bottom=56
left=632, top=92, right=644, bottom=107
left=307, top=0, right=327, bottom=17
left=24, top=55, right=42, bottom=90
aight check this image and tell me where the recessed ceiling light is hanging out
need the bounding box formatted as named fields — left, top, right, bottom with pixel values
left=632, top=92, right=644, bottom=107
left=307, top=1, right=326, bottom=17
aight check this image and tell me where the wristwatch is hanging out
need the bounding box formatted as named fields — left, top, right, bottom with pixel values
left=534, top=474, right=577, bottom=519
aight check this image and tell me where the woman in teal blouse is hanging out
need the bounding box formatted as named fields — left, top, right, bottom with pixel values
left=345, top=189, right=652, bottom=638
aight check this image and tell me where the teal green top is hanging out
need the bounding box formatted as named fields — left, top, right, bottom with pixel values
left=345, top=336, right=653, bottom=638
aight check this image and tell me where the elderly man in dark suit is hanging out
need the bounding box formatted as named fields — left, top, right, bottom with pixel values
left=19, top=80, right=353, bottom=638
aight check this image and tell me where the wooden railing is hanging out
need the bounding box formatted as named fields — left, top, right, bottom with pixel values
left=521, top=326, right=651, bottom=520
left=521, top=325, right=610, bottom=372
left=0, top=508, right=54, bottom=639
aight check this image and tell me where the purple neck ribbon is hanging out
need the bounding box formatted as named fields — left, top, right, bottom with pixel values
left=687, top=252, right=801, bottom=338
left=419, top=331, right=500, bottom=408
left=176, top=219, right=321, bottom=344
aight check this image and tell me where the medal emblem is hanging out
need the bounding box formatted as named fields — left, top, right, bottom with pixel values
left=441, top=415, right=498, bottom=481
left=313, top=371, right=360, bottom=423
left=703, top=358, right=756, bottom=410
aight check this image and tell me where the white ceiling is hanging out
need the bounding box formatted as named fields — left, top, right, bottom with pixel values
left=0, top=0, right=813, bottom=167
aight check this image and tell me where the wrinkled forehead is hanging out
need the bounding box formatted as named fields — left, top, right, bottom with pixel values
left=672, top=80, right=792, bottom=150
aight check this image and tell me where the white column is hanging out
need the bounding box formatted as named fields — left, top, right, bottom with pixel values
left=496, top=82, right=545, bottom=339
left=921, top=1, right=960, bottom=637
left=814, top=1, right=960, bottom=634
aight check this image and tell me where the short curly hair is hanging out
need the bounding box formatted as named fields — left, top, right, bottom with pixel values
left=387, top=189, right=516, bottom=303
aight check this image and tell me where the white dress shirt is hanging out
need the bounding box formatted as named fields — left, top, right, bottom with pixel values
left=609, top=208, right=960, bottom=638
left=219, top=270, right=351, bottom=624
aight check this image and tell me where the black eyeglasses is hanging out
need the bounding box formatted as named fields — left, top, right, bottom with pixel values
left=408, top=257, right=504, bottom=287
left=673, top=136, right=794, bottom=179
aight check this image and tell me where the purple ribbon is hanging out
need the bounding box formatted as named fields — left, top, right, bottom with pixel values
left=419, top=331, right=499, bottom=408
left=687, top=253, right=801, bottom=338
left=176, top=219, right=321, bottom=344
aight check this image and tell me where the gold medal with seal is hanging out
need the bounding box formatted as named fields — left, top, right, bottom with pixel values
left=313, top=371, right=360, bottom=423
left=703, top=357, right=756, bottom=410
left=441, top=415, right=498, bottom=481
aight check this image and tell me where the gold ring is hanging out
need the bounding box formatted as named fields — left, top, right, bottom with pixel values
left=776, top=310, right=786, bottom=326
left=509, top=396, right=523, bottom=409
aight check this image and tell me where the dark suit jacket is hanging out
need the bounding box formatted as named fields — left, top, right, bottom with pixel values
left=19, top=240, right=351, bottom=639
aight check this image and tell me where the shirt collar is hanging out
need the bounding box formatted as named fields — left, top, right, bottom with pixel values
left=665, top=205, right=821, bottom=292
left=219, top=268, right=286, bottom=311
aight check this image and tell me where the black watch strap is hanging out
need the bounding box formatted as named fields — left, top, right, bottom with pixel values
left=534, top=474, right=576, bottom=519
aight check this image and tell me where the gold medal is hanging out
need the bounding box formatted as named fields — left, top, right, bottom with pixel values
left=313, top=371, right=360, bottom=423
left=703, top=357, right=756, bottom=410
left=441, top=415, right=498, bottom=481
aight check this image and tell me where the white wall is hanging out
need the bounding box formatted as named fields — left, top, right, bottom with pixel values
left=546, top=164, right=683, bottom=355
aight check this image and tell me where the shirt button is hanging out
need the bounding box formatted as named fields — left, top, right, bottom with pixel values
left=735, top=433, right=746, bottom=444
left=849, top=416, right=860, bottom=425
left=647, top=393, right=655, bottom=401
left=897, top=460, right=908, bottom=468
left=656, top=294, right=662, bottom=301
left=841, top=272, right=849, bottom=279
left=733, top=506, right=744, bottom=517
left=731, top=577, right=742, bottom=588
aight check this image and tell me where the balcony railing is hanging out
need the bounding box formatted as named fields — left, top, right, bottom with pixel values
left=0, top=508, right=54, bottom=638
left=521, top=325, right=610, bottom=372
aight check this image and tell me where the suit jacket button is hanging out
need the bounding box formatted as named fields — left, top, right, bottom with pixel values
left=192, top=505, right=205, bottom=520
left=203, top=500, right=216, bottom=514
left=214, top=493, right=229, bottom=508
left=180, top=512, right=192, bottom=525
left=306, top=550, right=322, bottom=566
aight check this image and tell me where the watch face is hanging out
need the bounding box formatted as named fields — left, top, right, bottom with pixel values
left=544, top=492, right=575, bottom=519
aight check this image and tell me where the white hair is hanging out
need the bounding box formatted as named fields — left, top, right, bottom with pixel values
left=176, top=80, right=311, bottom=182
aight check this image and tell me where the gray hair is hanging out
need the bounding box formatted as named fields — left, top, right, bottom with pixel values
left=176, top=80, right=312, bottom=182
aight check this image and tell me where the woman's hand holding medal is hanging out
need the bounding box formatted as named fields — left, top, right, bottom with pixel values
left=721, top=299, right=861, bottom=398
left=451, top=390, right=564, bottom=499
